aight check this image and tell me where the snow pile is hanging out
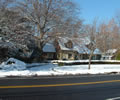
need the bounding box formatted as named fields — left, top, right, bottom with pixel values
left=0, top=58, right=26, bottom=71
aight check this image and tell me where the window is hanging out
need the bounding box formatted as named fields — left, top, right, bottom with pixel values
left=68, top=54, right=72, bottom=58
left=47, top=53, right=53, bottom=58
left=64, top=40, right=73, bottom=48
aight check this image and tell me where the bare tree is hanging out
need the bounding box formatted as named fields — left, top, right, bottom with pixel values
left=96, top=18, right=120, bottom=53
left=97, top=22, right=109, bottom=53
left=85, top=19, right=97, bottom=69
left=0, top=8, right=33, bottom=45
left=0, top=0, right=15, bottom=9
left=17, top=0, right=82, bottom=62
left=0, top=0, right=35, bottom=62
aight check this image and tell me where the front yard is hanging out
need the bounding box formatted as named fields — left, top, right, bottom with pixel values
left=0, top=58, right=120, bottom=77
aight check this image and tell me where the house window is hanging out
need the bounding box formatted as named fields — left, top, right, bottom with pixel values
left=68, top=54, right=72, bottom=58
left=47, top=53, right=53, bottom=58
left=62, top=54, right=67, bottom=60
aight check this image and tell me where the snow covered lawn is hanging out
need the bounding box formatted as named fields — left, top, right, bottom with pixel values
left=54, top=65, right=120, bottom=75
left=1, top=58, right=120, bottom=77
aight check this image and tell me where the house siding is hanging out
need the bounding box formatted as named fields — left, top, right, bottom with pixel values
left=43, top=52, right=56, bottom=60
left=57, top=51, right=78, bottom=60
left=79, top=54, right=89, bottom=60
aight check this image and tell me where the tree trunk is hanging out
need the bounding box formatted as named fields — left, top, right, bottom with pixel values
left=88, top=50, right=94, bottom=70
left=30, top=47, right=43, bottom=63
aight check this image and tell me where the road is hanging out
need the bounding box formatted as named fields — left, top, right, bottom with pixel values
left=0, top=75, right=120, bottom=100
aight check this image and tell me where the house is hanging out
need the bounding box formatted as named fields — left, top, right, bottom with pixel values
left=42, top=37, right=102, bottom=60
left=42, top=43, right=56, bottom=60
left=55, top=38, right=78, bottom=60
left=55, top=37, right=94, bottom=60
left=101, top=49, right=117, bottom=60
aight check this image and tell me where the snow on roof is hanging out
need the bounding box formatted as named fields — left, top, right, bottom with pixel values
left=106, top=49, right=117, bottom=54
left=58, top=37, right=73, bottom=51
left=43, top=43, right=56, bottom=53
left=58, top=37, right=90, bottom=54
left=93, top=48, right=101, bottom=54
left=74, top=45, right=91, bottom=54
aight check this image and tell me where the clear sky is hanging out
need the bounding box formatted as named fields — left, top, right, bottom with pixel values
left=74, top=0, right=120, bottom=24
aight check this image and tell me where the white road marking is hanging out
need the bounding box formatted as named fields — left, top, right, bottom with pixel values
left=106, top=97, right=120, bottom=100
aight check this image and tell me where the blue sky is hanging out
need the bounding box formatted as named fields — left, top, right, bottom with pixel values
left=74, top=0, right=120, bottom=24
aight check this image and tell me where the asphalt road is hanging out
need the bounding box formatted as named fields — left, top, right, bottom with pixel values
left=0, top=75, right=120, bottom=100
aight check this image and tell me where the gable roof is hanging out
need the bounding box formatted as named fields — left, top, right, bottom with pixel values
left=43, top=43, right=56, bottom=53
left=57, top=37, right=91, bottom=54
left=93, top=48, right=101, bottom=54
left=74, top=44, right=91, bottom=54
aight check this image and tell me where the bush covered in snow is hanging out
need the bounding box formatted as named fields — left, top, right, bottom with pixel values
left=0, top=58, right=26, bottom=71
left=0, top=41, right=31, bottom=63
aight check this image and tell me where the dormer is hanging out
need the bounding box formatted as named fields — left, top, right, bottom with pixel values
left=64, top=40, right=73, bottom=49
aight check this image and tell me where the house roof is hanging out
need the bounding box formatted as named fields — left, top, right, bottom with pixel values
left=93, top=48, right=101, bottom=54
left=43, top=43, right=56, bottom=53
left=57, top=37, right=91, bottom=54
left=74, top=45, right=91, bottom=54
left=106, top=49, right=117, bottom=54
